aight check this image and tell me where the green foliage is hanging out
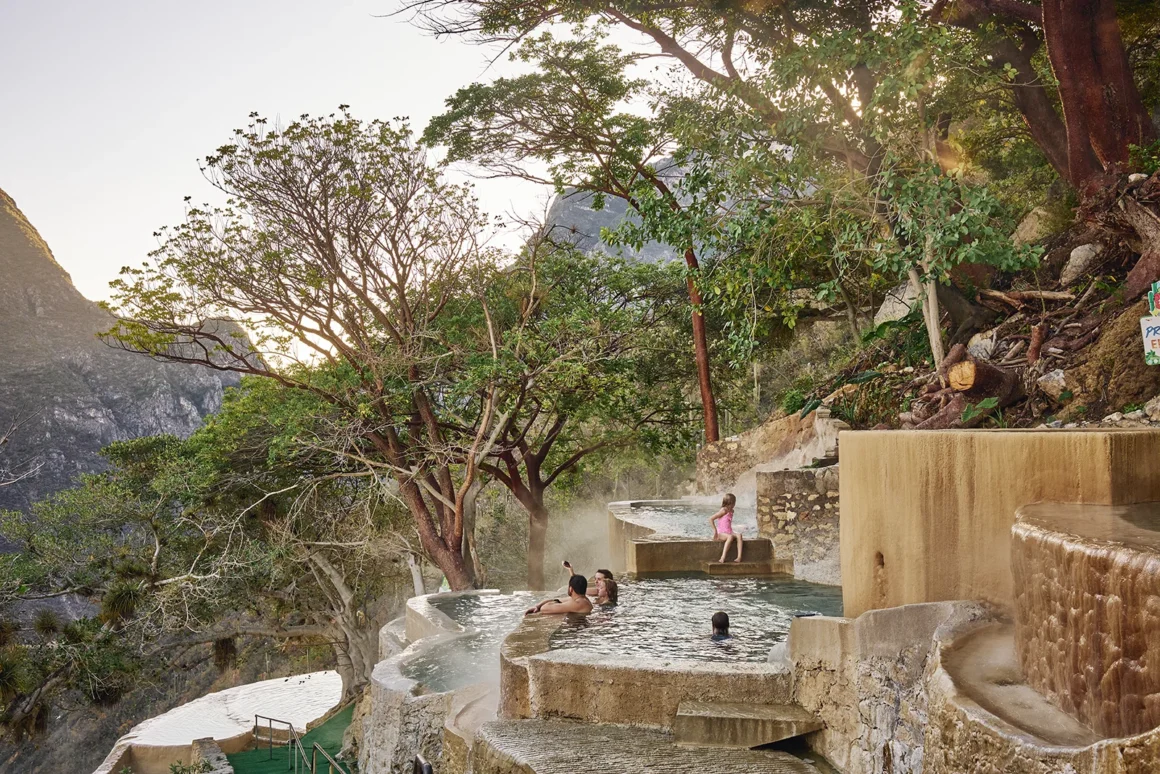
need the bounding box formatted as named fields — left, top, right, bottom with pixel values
left=779, top=389, right=808, bottom=415
left=961, top=397, right=1000, bottom=424
left=1129, top=141, right=1160, bottom=175
left=169, top=760, right=212, bottom=774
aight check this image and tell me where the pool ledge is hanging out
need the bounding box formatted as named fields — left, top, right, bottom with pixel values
left=360, top=590, right=504, bottom=774
left=499, top=614, right=792, bottom=729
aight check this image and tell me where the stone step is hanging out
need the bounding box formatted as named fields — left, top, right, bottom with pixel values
left=673, top=701, right=823, bottom=748
left=701, top=560, right=776, bottom=576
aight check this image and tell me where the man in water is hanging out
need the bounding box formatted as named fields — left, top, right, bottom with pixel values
left=563, top=561, right=614, bottom=597
left=525, top=575, right=594, bottom=616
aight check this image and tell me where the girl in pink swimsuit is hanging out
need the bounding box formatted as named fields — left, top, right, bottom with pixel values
left=710, top=492, right=743, bottom=563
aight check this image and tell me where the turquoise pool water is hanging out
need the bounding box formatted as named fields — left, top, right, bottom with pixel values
left=400, top=592, right=537, bottom=693
left=614, top=500, right=759, bottom=538
left=548, top=574, right=842, bottom=662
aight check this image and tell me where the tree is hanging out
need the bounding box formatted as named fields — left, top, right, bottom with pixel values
left=102, top=110, right=500, bottom=590
left=424, top=34, right=722, bottom=442
left=473, top=234, right=694, bottom=588
left=941, top=0, right=1155, bottom=189
left=0, top=382, right=420, bottom=731
left=406, top=0, right=1158, bottom=352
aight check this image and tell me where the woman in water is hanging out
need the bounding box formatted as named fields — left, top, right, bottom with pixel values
left=710, top=493, right=743, bottom=563
left=595, top=576, right=618, bottom=606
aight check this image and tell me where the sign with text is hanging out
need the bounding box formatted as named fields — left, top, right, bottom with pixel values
left=1144, top=316, right=1160, bottom=366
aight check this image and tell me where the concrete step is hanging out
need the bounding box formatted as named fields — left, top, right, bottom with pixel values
left=673, top=701, right=823, bottom=748
left=475, top=718, right=822, bottom=773
left=701, top=560, right=775, bottom=576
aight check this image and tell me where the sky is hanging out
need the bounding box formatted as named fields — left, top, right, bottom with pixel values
left=0, top=0, right=550, bottom=301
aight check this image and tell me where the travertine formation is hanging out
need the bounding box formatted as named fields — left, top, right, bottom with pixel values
left=840, top=429, right=1160, bottom=617
left=1013, top=502, right=1160, bottom=737
left=757, top=466, right=840, bottom=585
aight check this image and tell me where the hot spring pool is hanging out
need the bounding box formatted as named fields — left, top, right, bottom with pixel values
left=400, top=592, right=538, bottom=693
left=549, top=575, right=842, bottom=662
left=614, top=500, right=758, bottom=538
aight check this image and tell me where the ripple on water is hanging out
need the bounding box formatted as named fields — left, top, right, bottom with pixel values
left=400, top=592, right=538, bottom=693
left=548, top=575, right=843, bottom=662
left=614, top=501, right=758, bottom=538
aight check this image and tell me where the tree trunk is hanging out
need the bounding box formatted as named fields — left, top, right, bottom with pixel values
left=527, top=498, right=549, bottom=591
left=909, top=266, right=945, bottom=372
left=406, top=553, right=425, bottom=598
left=684, top=248, right=720, bottom=444
left=1042, top=0, right=1155, bottom=186
left=460, top=479, right=485, bottom=585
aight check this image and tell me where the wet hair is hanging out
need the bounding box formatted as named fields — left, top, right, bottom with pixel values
left=595, top=569, right=614, bottom=581
left=568, top=575, right=588, bottom=596
left=601, top=579, right=619, bottom=605
left=722, top=493, right=737, bottom=509
left=712, top=611, right=730, bottom=634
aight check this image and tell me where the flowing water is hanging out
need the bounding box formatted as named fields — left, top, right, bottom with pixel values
left=549, top=575, right=843, bottom=662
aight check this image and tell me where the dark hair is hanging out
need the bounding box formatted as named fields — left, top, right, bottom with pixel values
left=568, top=575, right=588, bottom=596
left=712, top=611, right=730, bottom=634
left=601, top=578, right=619, bottom=605
left=722, top=493, right=737, bottom=508
left=596, top=569, right=613, bottom=581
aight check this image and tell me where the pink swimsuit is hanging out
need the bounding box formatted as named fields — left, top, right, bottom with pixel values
left=717, top=510, right=734, bottom=535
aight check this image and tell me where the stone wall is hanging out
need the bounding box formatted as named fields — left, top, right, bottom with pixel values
left=788, top=601, right=991, bottom=774
left=839, top=429, right=1160, bottom=617
left=190, top=739, right=233, bottom=774
left=697, top=409, right=844, bottom=494
left=756, top=465, right=840, bottom=585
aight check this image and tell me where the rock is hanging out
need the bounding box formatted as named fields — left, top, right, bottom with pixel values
left=1129, top=173, right=1148, bottom=183
left=1037, top=369, right=1068, bottom=401
left=0, top=188, right=240, bottom=516
left=1012, top=206, right=1051, bottom=246
left=967, top=328, right=997, bottom=360
left=1103, top=412, right=1124, bottom=423
left=1124, top=410, right=1146, bottom=421
left=874, top=281, right=921, bottom=327
left=1060, top=243, right=1104, bottom=287
left=1147, top=395, right=1160, bottom=422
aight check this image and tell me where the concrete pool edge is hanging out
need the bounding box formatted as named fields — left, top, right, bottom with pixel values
left=361, top=589, right=523, bottom=773
left=608, top=499, right=787, bottom=576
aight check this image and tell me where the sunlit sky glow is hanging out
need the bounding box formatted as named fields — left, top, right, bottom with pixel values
left=0, top=0, right=557, bottom=300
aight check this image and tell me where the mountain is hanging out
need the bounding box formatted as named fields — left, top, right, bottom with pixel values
left=543, top=188, right=679, bottom=263
left=0, top=187, right=240, bottom=514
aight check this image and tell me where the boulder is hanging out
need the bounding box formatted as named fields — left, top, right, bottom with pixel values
left=1037, top=369, right=1068, bottom=401
left=1060, top=243, right=1104, bottom=287
left=874, top=281, right=920, bottom=327
left=967, top=328, right=996, bottom=360
left=1012, top=206, right=1051, bottom=246
left=1147, top=395, right=1160, bottom=422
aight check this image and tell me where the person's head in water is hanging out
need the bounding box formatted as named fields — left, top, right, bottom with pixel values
left=597, top=577, right=619, bottom=605
left=568, top=574, right=588, bottom=597
left=721, top=493, right=736, bottom=510
left=712, top=611, right=730, bottom=636
left=594, top=569, right=613, bottom=582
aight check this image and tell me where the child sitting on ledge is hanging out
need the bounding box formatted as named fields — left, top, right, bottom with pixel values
left=710, top=493, right=743, bottom=563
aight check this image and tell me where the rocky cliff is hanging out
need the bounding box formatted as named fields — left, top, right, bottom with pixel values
left=0, top=188, right=239, bottom=514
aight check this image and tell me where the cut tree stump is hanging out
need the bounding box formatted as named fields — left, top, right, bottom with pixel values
left=948, top=358, right=1024, bottom=407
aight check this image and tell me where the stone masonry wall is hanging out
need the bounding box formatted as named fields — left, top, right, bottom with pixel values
left=757, top=465, right=840, bottom=585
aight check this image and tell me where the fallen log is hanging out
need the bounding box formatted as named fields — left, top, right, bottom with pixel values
left=915, top=393, right=967, bottom=430
left=948, top=357, right=1024, bottom=406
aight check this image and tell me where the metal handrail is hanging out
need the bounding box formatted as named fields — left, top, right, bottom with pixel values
left=311, top=742, right=350, bottom=774
left=413, top=754, right=434, bottom=774
left=254, top=714, right=311, bottom=773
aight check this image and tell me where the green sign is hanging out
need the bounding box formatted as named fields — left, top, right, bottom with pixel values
left=1150, top=280, right=1160, bottom=316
